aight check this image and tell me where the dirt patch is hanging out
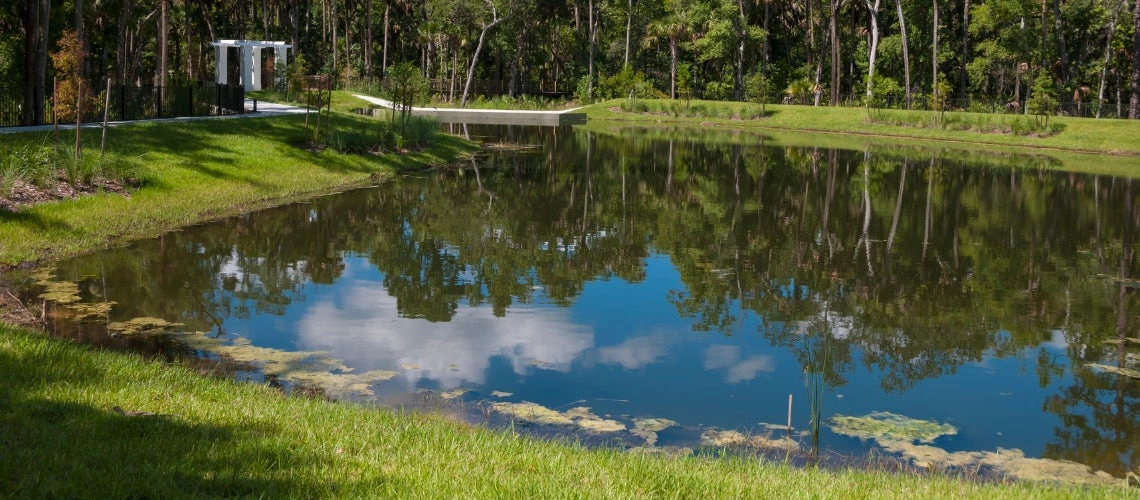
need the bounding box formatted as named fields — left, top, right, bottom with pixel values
left=0, top=175, right=134, bottom=212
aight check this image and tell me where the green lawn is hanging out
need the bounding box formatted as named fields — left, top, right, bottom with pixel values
left=0, top=323, right=1128, bottom=498
left=247, top=89, right=378, bottom=114
left=585, top=99, right=1140, bottom=157
left=0, top=111, right=475, bottom=267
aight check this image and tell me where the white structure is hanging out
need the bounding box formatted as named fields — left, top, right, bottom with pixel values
left=211, top=40, right=291, bottom=91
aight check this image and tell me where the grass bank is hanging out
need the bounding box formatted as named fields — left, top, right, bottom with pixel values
left=0, top=323, right=1125, bottom=498
left=0, top=111, right=475, bottom=267
left=584, top=99, right=1140, bottom=157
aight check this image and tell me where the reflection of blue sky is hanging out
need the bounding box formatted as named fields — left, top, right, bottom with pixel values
left=213, top=251, right=1071, bottom=458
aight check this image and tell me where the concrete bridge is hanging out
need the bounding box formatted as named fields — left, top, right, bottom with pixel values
left=352, top=94, right=587, bottom=127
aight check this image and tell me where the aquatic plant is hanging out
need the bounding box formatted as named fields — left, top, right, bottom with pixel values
left=828, top=411, right=957, bottom=443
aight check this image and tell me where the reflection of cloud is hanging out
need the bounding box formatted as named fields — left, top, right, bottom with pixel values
left=703, top=345, right=775, bottom=383
left=703, top=345, right=741, bottom=369
left=596, top=334, right=674, bottom=369
left=725, top=356, right=775, bottom=383
left=295, top=283, right=594, bottom=390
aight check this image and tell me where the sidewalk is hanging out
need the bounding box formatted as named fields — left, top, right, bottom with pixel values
left=0, top=99, right=309, bottom=135
left=353, top=94, right=587, bottom=126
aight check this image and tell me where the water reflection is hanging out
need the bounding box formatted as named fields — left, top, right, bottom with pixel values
left=34, top=125, right=1140, bottom=478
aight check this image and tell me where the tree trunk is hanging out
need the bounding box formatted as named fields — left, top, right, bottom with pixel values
left=461, top=13, right=502, bottom=107
left=624, top=0, right=633, bottom=67
left=382, top=2, right=390, bottom=76
left=865, top=0, right=881, bottom=100
left=932, top=0, right=939, bottom=97
left=734, top=0, right=746, bottom=101
left=75, top=0, right=87, bottom=79
left=830, top=0, right=840, bottom=105
left=1097, top=0, right=1122, bottom=118
left=365, top=0, right=372, bottom=76
left=21, top=0, right=50, bottom=126
left=961, top=0, right=970, bottom=93
left=117, top=0, right=134, bottom=84
left=588, top=0, right=597, bottom=99
left=1131, top=0, right=1140, bottom=118
left=896, top=0, right=911, bottom=108
left=669, top=38, right=677, bottom=99
left=158, top=0, right=169, bottom=87
left=1053, top=0, right=1068, bottom=85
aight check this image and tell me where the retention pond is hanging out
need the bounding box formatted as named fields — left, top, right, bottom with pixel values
left=21, top=125, right=1140, bottom=484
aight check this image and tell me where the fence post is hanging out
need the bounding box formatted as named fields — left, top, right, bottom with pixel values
left=157, top=86, right=163, bottom=118
left=120, top=85, right=126, bottom=121
left=188, top=86, right=194, bottom=117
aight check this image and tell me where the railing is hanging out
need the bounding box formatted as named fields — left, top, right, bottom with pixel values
left=0, top=83, right=246, bottom=128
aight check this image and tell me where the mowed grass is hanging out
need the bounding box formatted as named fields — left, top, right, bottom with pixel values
left=585, top=99, right=1140, bottom=157
left=0, top=324, right=1127, bottom=498
left=0, top=112, right=475, bottom=266
left=248, top=89, right=378, bottom=114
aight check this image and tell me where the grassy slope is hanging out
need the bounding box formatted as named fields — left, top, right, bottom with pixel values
left=584, top=99, right=1140, bottom=157
left=0, top=112, right=475, bottom=266
left=0, top=324, right=1125, bottom=498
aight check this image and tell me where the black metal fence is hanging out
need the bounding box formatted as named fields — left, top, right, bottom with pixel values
left=783, top=92, right=1129, bottom=119
left=0, top=83, right=245, bottom=128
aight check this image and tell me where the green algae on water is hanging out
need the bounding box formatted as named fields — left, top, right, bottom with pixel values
left=828, top=411, right=957, bottom=443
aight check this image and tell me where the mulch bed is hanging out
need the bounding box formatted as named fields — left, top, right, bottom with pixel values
left=0, top=175, right=132, bottom=212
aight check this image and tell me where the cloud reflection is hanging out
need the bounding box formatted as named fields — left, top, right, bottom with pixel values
left=295, top=283, right=594, bottom=390
left=703, top=344, right=775, bottom=383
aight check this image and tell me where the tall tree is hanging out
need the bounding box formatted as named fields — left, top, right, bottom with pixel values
left=20, top=0, right=50, bottom=126
left=865, top=0, right=882, bottom=100
left=158, top=0, right=169, bottom=88
left=460, top=0, right=503, bottom=107
left=1131, top=0, right=1140, bottom=118
left=896, top=0, right=912, bottom=107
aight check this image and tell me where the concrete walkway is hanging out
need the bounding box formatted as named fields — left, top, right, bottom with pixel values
left=353, top=94, right=587, bottom=126
left=0, top=99, right=309, bottom=134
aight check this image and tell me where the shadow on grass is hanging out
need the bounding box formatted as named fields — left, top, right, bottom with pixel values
left=0, top=207, right=73, bottom=233
left=0, top=338, right=398, bottom=497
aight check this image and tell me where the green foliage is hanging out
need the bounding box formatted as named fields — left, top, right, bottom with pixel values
left=0, top=140, right=137, bottom=197
left=598, top=66, right=662, bottom=100
left=575, top=74, right=594, bottom=104
left=287, top=54, right=310, bottom=101
left=1028, top=72, right=1058, bottom=128
left=785, top=77, right=816, bottom=105
left=383, top=62, right=430, bottom=128
left=745, top=71, right=774, bottom=110
left=928, top=74, right=953, bottom=123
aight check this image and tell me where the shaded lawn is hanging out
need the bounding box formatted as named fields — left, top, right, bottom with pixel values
left=0, top=112, right=476, bottom=266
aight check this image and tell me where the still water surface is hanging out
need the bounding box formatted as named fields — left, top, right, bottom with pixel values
left=31, top=126, right=1140, bottom=479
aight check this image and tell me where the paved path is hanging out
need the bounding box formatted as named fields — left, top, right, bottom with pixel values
left=0, top=99, right=309, bottom=134
left=352, top=94, right=587, bottom=126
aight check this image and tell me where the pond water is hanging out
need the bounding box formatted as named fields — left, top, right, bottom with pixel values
left=25, top=125, right=1140, bottom=482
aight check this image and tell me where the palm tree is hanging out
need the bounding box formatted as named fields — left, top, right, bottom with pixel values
left=642, top=0, right=691, bottom=99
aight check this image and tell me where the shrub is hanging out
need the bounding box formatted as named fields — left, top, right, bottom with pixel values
left=1027, top=72, right=1057, bottom=128
left=598, top=66, right=661, bottom=100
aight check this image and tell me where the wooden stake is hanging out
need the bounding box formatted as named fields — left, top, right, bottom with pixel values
left=75, top=78, right=83, bottom=160
left=52, top=77, right=59, bottom=143
left=101, top=78, right=111, bottom=155
left=787, top=394, right=793, bottom=440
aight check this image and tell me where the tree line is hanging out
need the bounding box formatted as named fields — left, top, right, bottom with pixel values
left=3, top=0, right=1140, bottom=123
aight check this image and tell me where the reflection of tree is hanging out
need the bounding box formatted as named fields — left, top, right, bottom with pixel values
left=1040, top=179, right=1140, bottom=476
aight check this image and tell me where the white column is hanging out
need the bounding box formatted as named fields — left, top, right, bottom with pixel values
left=251, top=47, right=263, bottom=91
left=275, top=47, right=288, bottom=87
left=239, top=45, right=251, bottom=91
left=215, top=45, right=228, bottom=85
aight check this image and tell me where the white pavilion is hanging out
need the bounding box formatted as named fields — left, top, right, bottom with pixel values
left=211, top=40, right=291, bottom=91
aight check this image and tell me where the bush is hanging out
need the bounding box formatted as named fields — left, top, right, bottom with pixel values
left=1027, top=72, right=1057, bottom=128
left=598, top=66, right=661, bottom=100
left=400, top=116, right=439, bottom=148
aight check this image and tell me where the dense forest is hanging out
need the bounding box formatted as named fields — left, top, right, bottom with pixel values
left=3, top=0, right=1140, bottom=123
